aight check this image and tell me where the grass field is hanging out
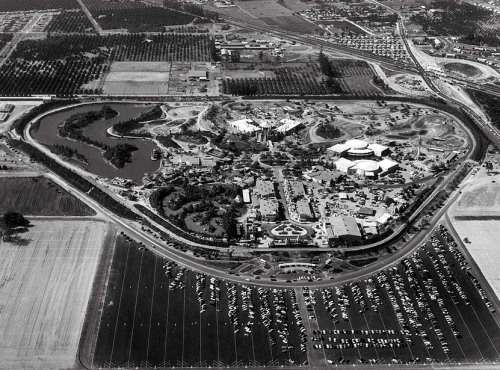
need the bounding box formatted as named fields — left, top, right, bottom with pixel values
left=260, top=15, right=317, bottom=33
left=91, top=236, right=308, bottom=368
left=102, top=62, right=171, bottom=95
left=339, top=76, right=383, bottom=96
left=0, top=220, right=108, bottom=368
left=444, top=63, right=481, bottom=78
left=0, top=177, right=95, bottom=216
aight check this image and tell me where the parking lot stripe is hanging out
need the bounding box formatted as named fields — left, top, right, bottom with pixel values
left=108, top=242, right=131, bottom=365
left=127, top=251, right=144, bottom=363
left=181, top=273, right=187, bottom=364
left=163, top=275, right=171, bottom=365
left=145, top=257, right=157, bottom=365
left=215, top=294, right=220, bottom=363
left=361, top=311, right=380, bottom=362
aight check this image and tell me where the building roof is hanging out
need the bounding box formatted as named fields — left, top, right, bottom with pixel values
left=355, top=160, right=379, bottom=172
left=305, top=166, right=342, bottom=183
left=0, top=103, right=13, bottom=113
left=445, top=152, right=458, bottom=161
left=242, top=189, right=251, bottom=203
left=348, top=148, right=374, bottom=156
left=230, top=118, right=261, bottom=133
left=345, top=139, right=368, bottom=149
left=336, top=157, right=355, bottom=169
left=188, top=69, right=208, bottom=78
left=368, top=143, right=389, bottom=153
left=379, top=158, right=399, bottom=172
left=296, top=199, right=313, bottom=217
left=330, top=216, right=361, bottom=238
left=328, top=143, right=350, bottom=153
left=378, top=213, right=391, bottom=223
left=287, top=180, right=305, bottom=196
left=276, top=119, right=302, bottom=133
left=358, top=206, right=376, bottom=216
left=260, top=198, right=279, bottom=217
left=255, top=179, right=275, bottom=197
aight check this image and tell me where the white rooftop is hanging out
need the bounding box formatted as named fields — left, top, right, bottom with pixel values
left=345, top=139, right=368, bottom=149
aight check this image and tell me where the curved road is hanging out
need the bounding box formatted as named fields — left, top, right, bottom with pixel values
left=13, top=97, right=476, bottom=290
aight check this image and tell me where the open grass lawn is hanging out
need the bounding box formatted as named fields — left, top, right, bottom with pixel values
left=260, top=15, right=318, bottom=33
left=444, top=63, right=481, bottom=78
left=0, top=176, right=95, bottom=216
left=91, top=236, right=307, bottom=367
left=339, top=76, right=383, bottom=96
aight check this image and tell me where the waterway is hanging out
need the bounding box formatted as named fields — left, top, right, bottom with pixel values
left=31, top=103, right=160, bottom=183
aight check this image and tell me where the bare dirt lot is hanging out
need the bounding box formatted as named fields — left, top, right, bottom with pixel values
left=449, top=219, right=500, bottom=301
left=452, top=174, right=500, bottom=218
left=102, top=62, right=171, bottom=95
left=0, top=220, right=108, bottom=369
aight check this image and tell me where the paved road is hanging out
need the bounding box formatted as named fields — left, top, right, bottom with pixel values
left=76, top=0, right=103, bottom=33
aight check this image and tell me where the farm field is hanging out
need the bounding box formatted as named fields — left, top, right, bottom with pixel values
left=91, top=235, right=308, bottom=368
left=82, top=0, right=149, bottom=11
left=92, top=7, right=194, bottom=32
left=102, top=62, right=171, bottom=95
left=309, top=226, right=500, bottom=364
left=46, top=10, right=95, bottom=33
left=235, top=0, right=317, bottom=33
left=0, top=220, right=108, bottom=368
left=0, top=0, right=79, bottom=12
left=0, top=33, right=211, bottom=95
left=0, top=176, right=95, bottom=216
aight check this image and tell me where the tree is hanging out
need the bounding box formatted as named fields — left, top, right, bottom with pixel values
left=3, top=211, right=30, bottom=228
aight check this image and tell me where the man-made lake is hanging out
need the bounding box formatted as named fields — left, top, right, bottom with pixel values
left=32, top=103, right=160, bottom=183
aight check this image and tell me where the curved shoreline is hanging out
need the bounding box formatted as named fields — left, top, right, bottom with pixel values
left=29, top=101, right=162, bottom=181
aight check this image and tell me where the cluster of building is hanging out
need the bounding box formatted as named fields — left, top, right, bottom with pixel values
left=283, top=179, right=314, bottom=222
left=0, top=103, right=13, bottom=122
left=299, top=3, right=397, bottom=34
left=324, top=35, right=408, bottom=60
left=252, top=179, right=279, bottom=222
left=328, top=139, right=399, bottom=178
left=228, top=117, right=304, bottom=135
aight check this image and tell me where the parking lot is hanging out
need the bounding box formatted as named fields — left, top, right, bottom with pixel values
left=92, top=236, right=307, bottom=368
left=307, top=225, right=500, bottom=364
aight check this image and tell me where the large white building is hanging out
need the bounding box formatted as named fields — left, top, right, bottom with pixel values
left=328, top=139, right=389, bottom=158
left=335, top=158, right=399, bottom=177
left=379, top=158, right=399, bottom=174
left=276, top=119, right=303, bottom=134
left=335, top=158, right=356, bottom=174
left=325, top=216, right=362, bottom=244
left=229, top=118, right=261, bottom=133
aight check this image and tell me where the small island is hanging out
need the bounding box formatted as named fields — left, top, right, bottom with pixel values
left=103, top=143, right=138, bottom=169
left=57, top=105, right=118, bottom=148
